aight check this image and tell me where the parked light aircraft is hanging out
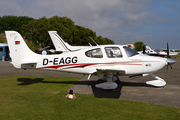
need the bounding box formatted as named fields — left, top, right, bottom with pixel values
left=145, top=46, right=158, bottom=56
left=143, top=46, right=178, bottom=57
left=169, top=49, right=179, bottom=56
left=155, top=49, right=168, bottom=57
left=155, top=49, right=179, bottom=57
left=48, top=31, right=91, bottom=52
left=5, top=31, right=176, bottom=89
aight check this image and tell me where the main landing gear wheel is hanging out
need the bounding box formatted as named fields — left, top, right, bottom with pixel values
left=95, top=72, right=118, bottom=90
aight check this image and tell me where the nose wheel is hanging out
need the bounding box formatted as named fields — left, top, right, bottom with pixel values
left=146, top=74, right=166, bottom=87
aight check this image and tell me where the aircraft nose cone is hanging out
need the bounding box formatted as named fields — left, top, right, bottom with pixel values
left=167, top=58, right=176, bottom=65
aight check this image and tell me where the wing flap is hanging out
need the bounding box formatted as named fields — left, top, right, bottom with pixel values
left=96, top=68, right=125, bottom=73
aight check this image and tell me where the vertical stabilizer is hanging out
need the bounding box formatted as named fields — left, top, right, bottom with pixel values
left=146, top=46, right=152, bottom=51
left=5, top=31, right=37, bottom=68
left=48, top=31, right=71, bottom=52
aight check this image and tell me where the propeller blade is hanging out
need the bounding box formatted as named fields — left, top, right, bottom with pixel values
left=166, top=63, right=172, bottom=73
left=143, top=45, right=146, bottom=54
left=166, top=57, right=176, bottom=73
left=167, top=43, right=169, bottom=58
left=169, top=64, right=172, bottom=69
left=166, top=43, right=176, bottom=72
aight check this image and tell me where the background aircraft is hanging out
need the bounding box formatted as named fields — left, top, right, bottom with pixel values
left=140, top=46, right=178, bottom=57
left=48, top=31, right=91, bottom=52
left=144, top=46, right=158, bottom=56
left=5, top=31, right=176, bottom=90
left=159, top=49, right=179, bottom=57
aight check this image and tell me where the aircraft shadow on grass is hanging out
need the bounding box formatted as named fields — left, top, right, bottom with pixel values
left=17, top=78, right=77, bottom=85
left=75, top=77, right=152, bottom=99
left=17, top=77, right=152, bottom=99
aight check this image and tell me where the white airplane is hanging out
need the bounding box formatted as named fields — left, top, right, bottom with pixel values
left=5, top=31, right=176, bottom=90
left=145, top=46, right=158, bottom=56
left=168, top=49, right=178, bottom=57
left=48, top=31, right=92, bottom=52
left=155, top=49, right=167, bottom=57
left=155, top=49, right=179, bottom=57
left=145, top=46, right=178, bottom=57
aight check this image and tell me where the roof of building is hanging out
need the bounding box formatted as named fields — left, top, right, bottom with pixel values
left=0, top=43, right=8, bottom=46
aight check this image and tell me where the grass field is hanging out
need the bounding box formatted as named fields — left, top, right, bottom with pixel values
left=0, top=76, right=180, bottom=120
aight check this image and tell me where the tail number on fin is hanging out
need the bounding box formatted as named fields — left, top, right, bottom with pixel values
left=43, top=57, right=78, bottom=65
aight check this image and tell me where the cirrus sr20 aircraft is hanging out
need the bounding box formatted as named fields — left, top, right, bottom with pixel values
left=5, top=31, right=176, bottom=90
left=48, top=31, right=91, bottom=52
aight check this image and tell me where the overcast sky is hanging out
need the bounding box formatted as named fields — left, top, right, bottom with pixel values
left=0, top=0, right=180, bottom=49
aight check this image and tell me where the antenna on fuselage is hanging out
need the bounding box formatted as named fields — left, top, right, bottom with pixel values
left=88, top=42, right=92, bottom=46
left=89, top=36, right=98, bottom=46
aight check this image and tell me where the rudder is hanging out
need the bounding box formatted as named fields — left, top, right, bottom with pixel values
left=48, top=31, right=71, bottom=52
left=5, top=31, right=37, bottom=68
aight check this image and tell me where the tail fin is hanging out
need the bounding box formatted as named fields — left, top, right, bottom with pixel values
left=5, top=31, right=37, bottom=68
left=48, top=31, right=71, bottom=52
left=146, top=46, right=152, bottom=51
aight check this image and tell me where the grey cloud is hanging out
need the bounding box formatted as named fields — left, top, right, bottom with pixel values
left=0, top=1, right=24, bottom=16
left=0, top=0, right=154, bottom=28
left=1, top=0, right=178, bottom=49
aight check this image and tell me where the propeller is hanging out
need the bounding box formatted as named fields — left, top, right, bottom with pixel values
left=166, top=43, right=176, bottom=71
left=143, top=45, right=146, bottom=54
left=167, top=43, right=170, bottom=58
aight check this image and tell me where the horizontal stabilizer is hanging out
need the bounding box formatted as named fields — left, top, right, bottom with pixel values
left=21, top=61, right=37, bottom=65
left=11, top=61, right=37, bottom=69
left=21, top=61, right=37, bottom=69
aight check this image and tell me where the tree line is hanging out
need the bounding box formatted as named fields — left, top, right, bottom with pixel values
left=0, top=16, right=114, bottom=48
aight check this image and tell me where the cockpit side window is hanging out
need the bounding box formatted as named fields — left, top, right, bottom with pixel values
left=85, top=48, right=103, bottom=58
left=105, top=47, right=123, bottom=58
left=123, top=46, right=139, bottom=57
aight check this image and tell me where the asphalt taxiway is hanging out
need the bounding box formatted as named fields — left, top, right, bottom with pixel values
left=0, top=58, right=180, bottom=108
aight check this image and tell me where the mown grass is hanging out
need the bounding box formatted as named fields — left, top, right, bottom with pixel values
left=0, top=76, right=180, bottom=120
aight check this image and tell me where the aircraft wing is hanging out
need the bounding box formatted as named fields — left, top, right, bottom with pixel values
left=96, top=68, right=125, bottom=73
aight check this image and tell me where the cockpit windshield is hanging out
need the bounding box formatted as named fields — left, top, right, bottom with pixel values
left=123, top=46, right=139, bottom=57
